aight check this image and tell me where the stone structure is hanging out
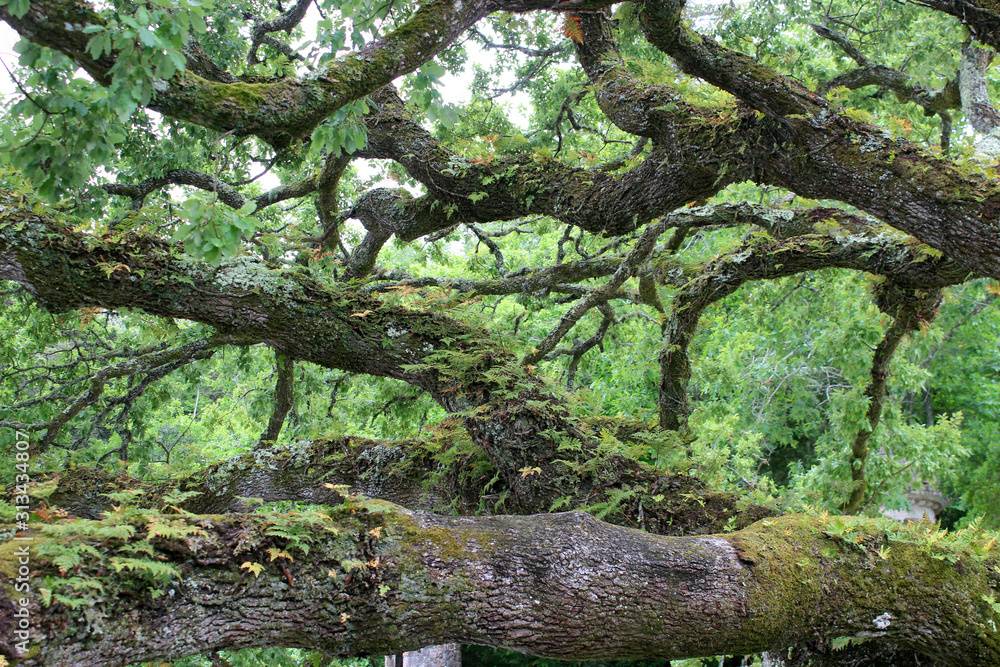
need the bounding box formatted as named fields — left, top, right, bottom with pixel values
left=882, top=481, right=950, bottom=523
left=385, top=644, right=462, bottom=667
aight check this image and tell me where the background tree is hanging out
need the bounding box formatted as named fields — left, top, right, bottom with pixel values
left=1, top=0, right=1000, bottom=665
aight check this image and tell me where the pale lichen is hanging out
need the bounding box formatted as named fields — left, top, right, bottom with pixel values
left=212, top=256, right=304, bottom=299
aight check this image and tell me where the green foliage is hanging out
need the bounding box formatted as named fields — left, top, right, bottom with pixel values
left=310, top=99, right=371, bottom=158
left=0, top=0, right=215, bottom=203
left=0, top=45, right=124, bottom=203
left=82, top=0, right=209, bottom=118
left=174, top=195, right=259, bottom=265
left=404, top=61, right=460, bottom=127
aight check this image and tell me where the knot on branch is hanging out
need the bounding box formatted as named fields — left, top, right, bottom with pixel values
left=350, top=188, right=415, bottom=235
left=871, top=281, right=942, bottom=329
left=343, top=188, right=416, bottom=279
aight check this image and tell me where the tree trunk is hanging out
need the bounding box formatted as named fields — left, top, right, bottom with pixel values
left=2, top=508, right=998, bottom=666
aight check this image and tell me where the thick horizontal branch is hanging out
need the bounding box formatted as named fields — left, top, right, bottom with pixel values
left=356, top=86, right=748, bottom=241
left=578, top=1, right=1000, bottom=278
left=0, top=195, right=604, bottom=510
left=761, top=114, right=1000, bottom=278
left=1, top=0, right=617, bottom=146
left=42, top=429, right=768, bottom=541
left=0, top=194, right=483, bottom=395
left=1, top=509, right=997, bottom=665
left=42, top=437, right=448, bottom=518
left=638, top=13, right=1000, bottom=277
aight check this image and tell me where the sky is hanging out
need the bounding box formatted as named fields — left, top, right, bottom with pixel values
left=0, top=23, right=19, bottom=99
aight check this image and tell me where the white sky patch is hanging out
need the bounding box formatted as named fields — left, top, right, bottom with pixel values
left=0, top=22, right=21, bottom=99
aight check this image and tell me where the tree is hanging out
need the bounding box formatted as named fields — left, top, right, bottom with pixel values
left=0, top=0, right=999, bottom=664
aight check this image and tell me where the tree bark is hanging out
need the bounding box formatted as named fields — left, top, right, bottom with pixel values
left=2, top=509, right=997, bottom=666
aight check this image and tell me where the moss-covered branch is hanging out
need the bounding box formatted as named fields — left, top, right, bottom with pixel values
left=843, top=286, right=943, bottom=514
left=103, top=168, right=321, bottom=212
left=36, top=429, right=772, bottom=543
left=574, top=11, right=697, bottom=140
left=658, top=213, right=970, bottom=431
left=639, top=0, right=826, bottom=119
left=358, top=85, right=749, bottom=239
left=1, top=0, right=618, bottom=146
left=0, top=193, right=603, bottom=510
left=1, top=508, right=997, bottom=665
left=616, top=0, right=1000, bottom=279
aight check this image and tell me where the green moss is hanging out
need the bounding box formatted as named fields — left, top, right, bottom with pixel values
left=185, top=74, right=267, bottom=109
left=731, top=514, right=1000, bottom=646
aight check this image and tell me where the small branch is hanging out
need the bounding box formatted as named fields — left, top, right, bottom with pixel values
left=842, top=285, right=943, bottom=515
left=812, top=23, right=962, bottom=122
left=104, top=168, right=322, bottom=213
left=467, top=224, right=508, bottom=276
left=522, top=220, right=666, bottom=366
left=230, top=147, right=292, bottom=186
left=259, top=34, right=312, bottom=67
left=12, top=338, right=225, bottom=450
left=488, top=52, right=560, bottom=99
left=546, top=302, right=615, bottom=390
left=261, top=352, right=295, bottom=443
left=811, top=23, right=870, bottom=66
left=470, top=28, right=566, bottom=57
left=369, top=392, right=420, bottom=428
left=248, top=0, right=313, bottom=66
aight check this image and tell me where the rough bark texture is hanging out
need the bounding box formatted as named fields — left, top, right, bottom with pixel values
left=1, top=509, right=998, bottom=666
left=0, top=0, right=617, bottom=146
